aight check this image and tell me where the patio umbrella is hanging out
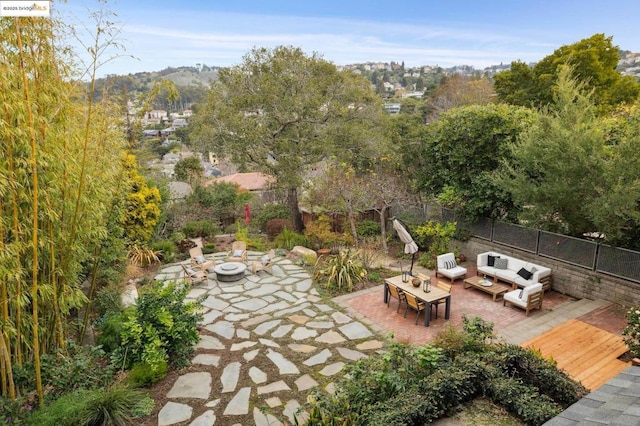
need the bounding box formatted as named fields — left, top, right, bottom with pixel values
left=392, top=218, right=419, bottom=275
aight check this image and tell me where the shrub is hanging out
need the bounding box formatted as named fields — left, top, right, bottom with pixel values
left=181, top=220, right=219, bottom=238
left=302, top=321, right=587, bottom=425
left=484, top=376, right=561, bottom=425
left=128, top=360, right=168, bottom=387
left=274, top=227, right=308, bottom=250
left=104, top=281, right=204, bottom=371
left=265, top=218, right=294, bottom=240
left=235, top=222, right=267, bottom=250
left=492, top=345, right=588, bottom=406
left=13, top=343, right=115, bottom=404
left=93, top=283, right=125, bottom=316
left=313, top=249, right=367, bottom=292
left=26, top=385, right=153, bottom=426
left=96, top=311, right=129, bottom=353
left=623, top=306, right=640, bottom=357
left=304, top=215, right=336, bottom=249
left=202, top=242, right=216, bottom=254
left=355, top=237, right=384, bottom=269
left=356, top=219, right=381, bottom=238
left=414, top=221, right=458, bottom=269
left=150, top=239, right=177, bottom=262
left=255, top=203, right=290, bottom=231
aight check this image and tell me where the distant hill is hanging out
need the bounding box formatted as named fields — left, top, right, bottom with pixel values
left=95, top=52, right=639, bottom=109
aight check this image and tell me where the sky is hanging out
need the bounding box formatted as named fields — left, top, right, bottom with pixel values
left=54, top=0, right=640, bottom=78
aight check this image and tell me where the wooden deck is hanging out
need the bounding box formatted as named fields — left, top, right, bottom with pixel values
left=521, top=319, right=630, bottom=391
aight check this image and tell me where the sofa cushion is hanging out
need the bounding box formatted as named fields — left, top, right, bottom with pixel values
left=517, top=267, right=533, bottom=280
left=477, top=265, right=497, bottom=277
left=496, top=269, right=519, bottom=282
left=488, top=254, right=499, bottom=267
left=494, top=258, right=508, bottom=269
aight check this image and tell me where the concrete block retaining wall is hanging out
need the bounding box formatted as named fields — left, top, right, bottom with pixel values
left=458, top=238, right=640, bottom=309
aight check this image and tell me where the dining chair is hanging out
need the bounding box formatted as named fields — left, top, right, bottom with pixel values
left=404, top=292, right=426, bottom=325
left=386, top=282, right=406, bottom=313
left=431, top=281, right=452, bottom=319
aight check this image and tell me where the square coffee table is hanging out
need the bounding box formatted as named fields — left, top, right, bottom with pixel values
left=463, top=276, right=510, bottom=301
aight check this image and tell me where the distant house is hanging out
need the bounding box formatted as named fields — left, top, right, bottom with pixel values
left=143, top=129, right=161, bottom=138
left=402, top=91, right=424, bottom=99
left=206, top=172, right=276, bottom=202
left=143, top=109, right=168, bottom=126
left=172, top=118, right=188, bottom=127
left=160, top=127, right=175, bottom=138
left=383, top=103, right=402, bottom=114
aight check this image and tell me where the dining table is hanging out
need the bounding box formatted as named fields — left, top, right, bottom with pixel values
left=383, top=275, right=451, bottom=326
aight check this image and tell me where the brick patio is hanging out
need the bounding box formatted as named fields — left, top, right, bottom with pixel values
left=335, top=262, right=628, bottom=346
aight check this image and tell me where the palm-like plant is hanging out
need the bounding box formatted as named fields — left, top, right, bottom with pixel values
left=313, top=249, right=367, bottom=292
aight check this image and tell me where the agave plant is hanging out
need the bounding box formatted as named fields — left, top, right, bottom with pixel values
left=314, top=249, right=367, bottom=292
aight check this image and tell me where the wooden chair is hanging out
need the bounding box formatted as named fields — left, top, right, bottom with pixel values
left=431, top=281, right=452, bottom=319
left=252, top=249, right=275, bottom=274
left=189, top=246, right=216, bottom=272
left=386, top=282, right=406, bottom=313
left=404, top=292, right=426, bottom=325
left=181, top=263, right=208, bottom=285
left=503, top=283, right=544, bottom=316
left=227, top=241, right=248, bottom=263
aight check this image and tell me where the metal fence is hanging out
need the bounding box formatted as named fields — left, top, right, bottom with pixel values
left=429, top=205, right=640, bottom=284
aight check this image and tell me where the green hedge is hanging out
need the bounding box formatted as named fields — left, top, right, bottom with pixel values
left=303, top=317, right=586, bottom=426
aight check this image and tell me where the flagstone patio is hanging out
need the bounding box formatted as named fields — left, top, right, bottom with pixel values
left=144, top=252, right=629, bottom=425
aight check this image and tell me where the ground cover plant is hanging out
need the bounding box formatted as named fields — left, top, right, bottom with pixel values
left=302, top=317, right=588, bottom=425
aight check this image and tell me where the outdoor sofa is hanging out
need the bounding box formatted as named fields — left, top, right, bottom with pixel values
left=476, top=251, right=552, bottom=291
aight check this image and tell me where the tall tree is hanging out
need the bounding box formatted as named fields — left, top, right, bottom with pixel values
left=494, top=66, right=605, bottom=236
left=495, top=34, right=640, bottom=113
left=408, top=104, right=536, bottom=221
left=425, top=74, right=495, bottom=122
left=191, top=46, right=384, bottom=231
left=588, top=103, right=640, bottom=248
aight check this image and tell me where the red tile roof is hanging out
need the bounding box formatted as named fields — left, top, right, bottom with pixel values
left=209, top=172, right=275, bottom=191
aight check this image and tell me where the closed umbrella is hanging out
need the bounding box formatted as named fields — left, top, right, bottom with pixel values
left=244, top=203, right=251, bottom=225
left=392, top=218, right=419, bottom=275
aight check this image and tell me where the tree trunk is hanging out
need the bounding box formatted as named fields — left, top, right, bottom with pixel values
left=287, top=187, right=304, bottom=232
left=379, top=205, right=389, bottom=253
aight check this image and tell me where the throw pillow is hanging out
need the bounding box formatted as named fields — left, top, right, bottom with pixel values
left=494, top=258, right=508, bottom=269
left=488, top=255, right=499, bottom=267
left=518, top=289, right=524, bottom=299
left=444, top=259, right=457, bottom=269
left=233, top=249, right=244, bottom=257
left=195, top=255, right=206, bottom=264
left=530, top=266, right=538, bottom=276
left=262, top=255, right=270, bottom=265
left=517, top=267, right=533, bottom=280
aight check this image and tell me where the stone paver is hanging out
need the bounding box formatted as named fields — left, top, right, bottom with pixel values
left=149, top=252, right=423, bottom=424
left=166, top=372, right=211, bottom=399
left=223, top=387, right=251, bottom=415
left=158, top=402, right=193, bottom=426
